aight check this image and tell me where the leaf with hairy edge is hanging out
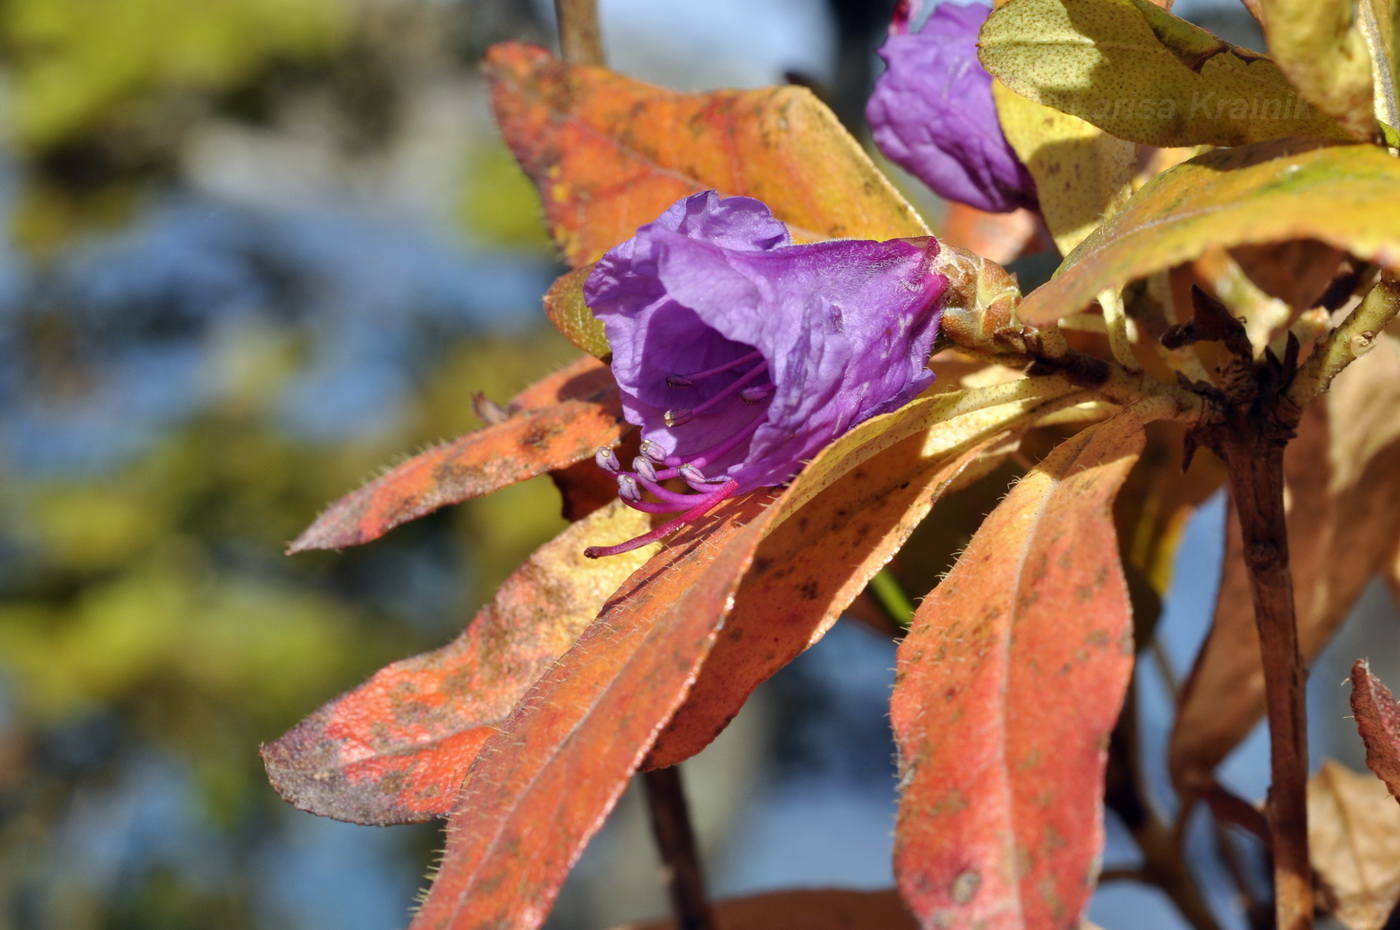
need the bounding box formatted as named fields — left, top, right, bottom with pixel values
left=1260, top=0, right=1376, bottom=140
left=609, top=889, right=918, bottom=930
left=1170, top=332, right=1400, bottom=792
left=1018, top=140, right=1400, bottom=326
left=262, top=501, right=655, bottom=825
left=410, top=493, right=780, bottom=930
left=1351, top=660, right=1400, bottom=802
left=644, top=382, right=1079, bottom=769
left=543, top=266, right=609, bottom=359
left=991, top=80, right=1136, bottom=255
left=892, top=409, right=1144, bottom=929
left=408, top=377, right=1084, bottom=930
left=484, top=41, right=927, bottom=268
left=289, top=356, right=625, bottom=553
left=1308, top=760, right=1400, bottom=929
left=981, top=0, right=1350, bottom=148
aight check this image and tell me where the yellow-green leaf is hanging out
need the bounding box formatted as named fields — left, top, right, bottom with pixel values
left=542, top=266, right=610, bottom=359
left=992, top=80, right=1136, bottom=254
left=980, top=0, right=1352, bottom=147
left=1261, top=0, right=1376, bottom=140
left=1018, top=139, right=1400, bottom=326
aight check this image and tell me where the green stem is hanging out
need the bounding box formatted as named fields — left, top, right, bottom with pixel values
left=1285, top=273, right=1400, bottom=411
left=869, top=569, right=916, bottom=628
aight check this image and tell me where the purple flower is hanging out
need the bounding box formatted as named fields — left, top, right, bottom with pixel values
left=866, top=0, right=1037, bottom=214
left=582, top=191, right=947, bottom=558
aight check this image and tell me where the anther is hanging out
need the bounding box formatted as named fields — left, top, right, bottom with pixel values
left=665, top=374, right=693, bottom=389
left=679, top=463, right=712, bottom=491
left=617, top=474, right=642, bottom=502
left=639, top=439, right=667, bottom=462
left=664, top=408, right=693, bottom=427
left=741, top=384, right=775, bottom=404
left=596, top=447, right=621, bottom=473
left=633, top=456, right=659, bottom=483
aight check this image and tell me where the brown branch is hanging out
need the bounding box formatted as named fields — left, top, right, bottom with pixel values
left=554, top=0, right=605, bottom=66
left=641, top=766, right=714, bottom=930
left=1214, top=418, right=1312, bottom=930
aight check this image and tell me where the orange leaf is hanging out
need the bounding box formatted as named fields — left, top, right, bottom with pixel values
left=645, top=423, right=1019, bottom=769
left=261, top=501, right=656, bottom=824
left=891, top=410, right=1144, bottom=929
left=484, top=42, right=927, bottom=268
left=406, top=378, right=1081, bottom=929
left=1351, top=660, right=1400, bottom=804
left=410, top=494, right=781, bottom=930
left=289, top=356, right=625, bottom=552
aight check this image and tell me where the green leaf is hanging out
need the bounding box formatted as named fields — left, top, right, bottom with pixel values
left=1017, top=139, right=1400, bottom=326
left=1261, top=0, right=1376, bottom=139
left=980, top=0, right=1352, bottom=147
left=542, top=266, right=610, bottom=359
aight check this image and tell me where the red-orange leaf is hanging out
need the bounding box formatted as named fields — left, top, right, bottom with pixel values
left=1351, top=659, right=1400, bottom=804
left=261, top=502, right=655, bottom=825
left=644, top=424, right=1016, bottom=769
left=891, top=410, right=1144, bottom=929
left=289, top=356, right=625, bottom=552
left=484, top=42, right=927, bottom=268
left=411, top=494, right=782, bottom=930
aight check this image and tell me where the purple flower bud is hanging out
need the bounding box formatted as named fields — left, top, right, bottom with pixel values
left=581, top=191, right=946, bottom=559
left=866, top=0, right=1037, bottom=214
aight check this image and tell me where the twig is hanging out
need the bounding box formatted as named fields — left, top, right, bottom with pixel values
left=1099, top=288, right=1142, bottom=372
left=1136, top=814, right=1227, bottom=930
left=641, top=767, right=714, bottom=930
left=554, top=0, right=605, bottom=66
left=1285, top=273, right=1400, bottom=410
left=1359, top=0, right=1400, bottom=137
left=1215, top=421, right=1312, bottom=930
left=1199, top=780, right=1270, bottom=843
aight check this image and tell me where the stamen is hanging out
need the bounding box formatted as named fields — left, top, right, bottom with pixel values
left=679, top=464, right=715, bottom=492
left=596, top=447, right=621, bottom=474
left=655, top=414, right=764, bottom=469
left=689, top=362, right=770, bottom=416
left=664, top=408, right=693, bottom=427
left=617, top=474, right=642, bottom=503
left=741, top=384, right=775, bottom=404
left=635, top=473, right=701, bottom=506
left=585, top=479, right=740, bottom=558
left=621, top=496, right=686, bottom=515
left=673, top=350, right=763, bottom=383
left=633, top=456, right=659, bottom=483
left=665, top=374, right=693, bottom=389
left=639, top=439, right=667, bottom=462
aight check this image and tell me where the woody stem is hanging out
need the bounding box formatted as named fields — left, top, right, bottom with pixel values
left=642, top=766, right=714, bottom=930
left=1215, top=418, right=1310, bottom=930
left=554, top=0, right=605, bottom=65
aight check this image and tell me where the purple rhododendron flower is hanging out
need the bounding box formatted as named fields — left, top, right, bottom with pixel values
left=582, top=190, right=947, bottom=558
left=866, top=0, right=1037, bottom=214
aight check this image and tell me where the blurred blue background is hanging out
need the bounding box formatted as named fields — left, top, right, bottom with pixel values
left=1, top=1, right=1387, bottom=929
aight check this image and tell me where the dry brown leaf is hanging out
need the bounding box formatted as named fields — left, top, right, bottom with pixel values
left=1309, top=760, right=1400, bottom=930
